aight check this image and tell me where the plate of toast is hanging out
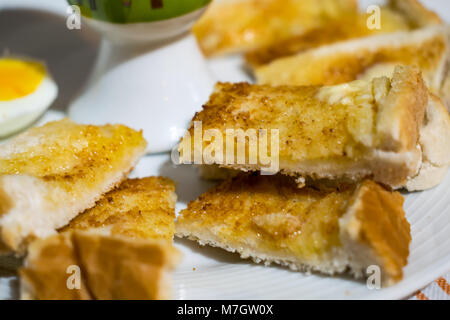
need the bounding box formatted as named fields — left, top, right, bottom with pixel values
left=1, top=0, right=450, bottom=300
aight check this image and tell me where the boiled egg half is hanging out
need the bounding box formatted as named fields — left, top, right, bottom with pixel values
left=0, top=58, right=58, bottom=137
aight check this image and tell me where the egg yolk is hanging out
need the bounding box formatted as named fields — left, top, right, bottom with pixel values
left=0, top=58, right=46, bottom=101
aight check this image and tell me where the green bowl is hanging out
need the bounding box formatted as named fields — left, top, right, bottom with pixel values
left=67, top=0, right=211, bottom=24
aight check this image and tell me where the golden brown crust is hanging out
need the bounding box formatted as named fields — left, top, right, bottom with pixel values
left=20, top=231, right=181, bottom=300
left=0, top=118, right=146, bottom=179
left=62, top=177, right=176, bottom=241
left=176, top=174, right=410, bottom=284
left=255, top=26, right=448, bottom=91
left=340, top=180, right=411, bottom=285
left=193, top=0, right=357, bottom=57
left=245, top=21, right=359, bottom=68
left=182, top=81, right=373, bottom=161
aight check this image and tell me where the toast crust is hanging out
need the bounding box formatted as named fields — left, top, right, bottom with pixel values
left=176, top=174, right=410, bottom=285
left=62, top=177, right=176, bottom=241
left=0, top=119, right=147, bottom=252
left=20, top=231, right=181, bottom=300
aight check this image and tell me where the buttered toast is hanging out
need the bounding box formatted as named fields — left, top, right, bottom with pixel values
left=193, top=0, right=358, bottom=57
left=0, top=119, right=147, bottom=252
left=176, top=174, right=411, bottom=286
left=180, top=66, right=450, bottom=190
left=62, top=177, right=176, bottom=241
left=21, top=177, right=179, bottom=300
left=246, top=0, right=442, bottom=67
left=196, top=90, right=450, bottom=191
left=255, top=26, right=450, bottom=104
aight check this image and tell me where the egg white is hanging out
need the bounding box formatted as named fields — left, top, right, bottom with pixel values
left=0, top=74, right=58, bottom=137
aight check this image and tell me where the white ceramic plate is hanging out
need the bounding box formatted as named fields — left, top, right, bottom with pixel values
left=129, top=154, right=450, bottom=300
left=1, top=0, right=450, bottom=300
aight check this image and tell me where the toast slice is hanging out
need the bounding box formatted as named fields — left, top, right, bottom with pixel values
left=61, top=177, right=176, bottom=241
left=176, top=174, right=411, bottom=286
left=21, top=177, right=179, bottom=300
left=0, top=119, right=147, bottom=252
left=255, top=26, right=450, bottom=102
left=179, top=66, right=439, bottom=189
left=246, top=0, right=442, bottom=67
left=193, top=0, right=358, bottom=57
left=19, top=231, right=181, bottom=300
left=198, top=93, right=450, bottom=190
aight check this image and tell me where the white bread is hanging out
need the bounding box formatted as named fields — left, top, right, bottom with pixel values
left=176, top=175, right=411, bottom=286
left=0, top=119, right=147, bottom=253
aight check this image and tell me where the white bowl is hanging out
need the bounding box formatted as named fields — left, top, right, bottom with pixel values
left=69, top=32, right=214, bottom=153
